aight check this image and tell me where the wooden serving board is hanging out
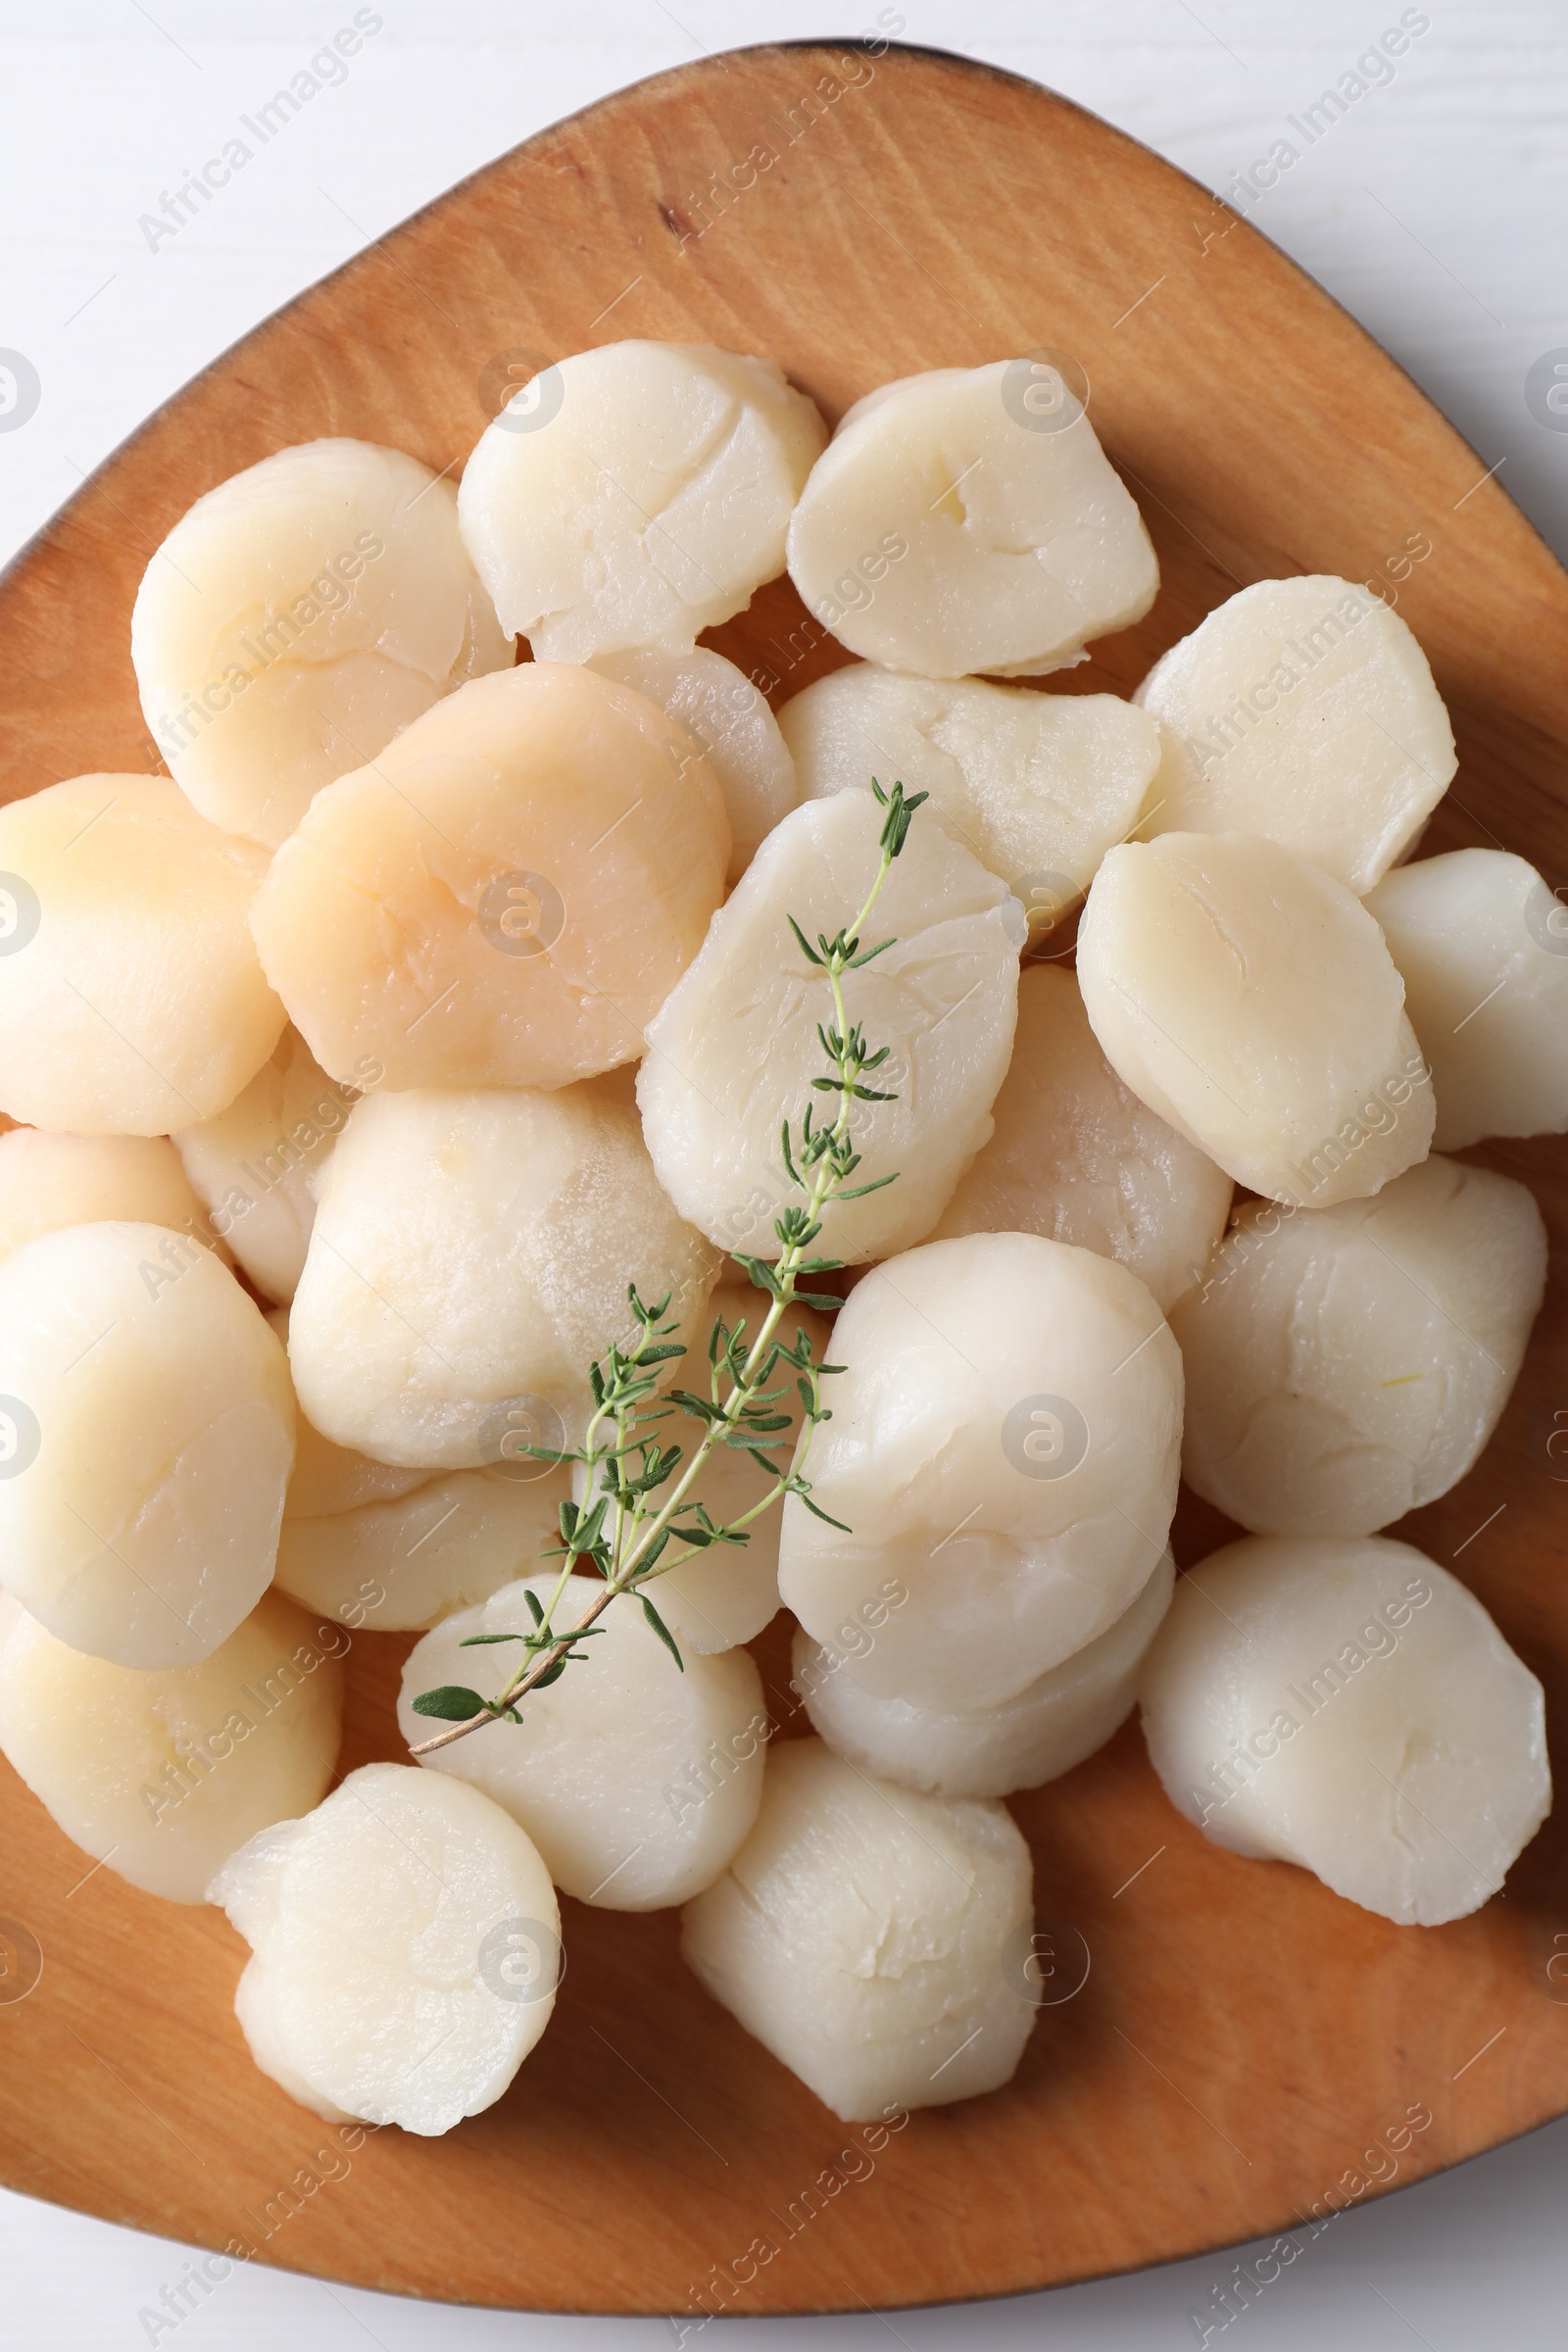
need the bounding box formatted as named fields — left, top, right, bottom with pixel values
left=2, top=39, right=1567, bottom=2321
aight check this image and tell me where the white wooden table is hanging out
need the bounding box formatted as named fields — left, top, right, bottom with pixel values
left=3, top=5, right=1566, bottom=2344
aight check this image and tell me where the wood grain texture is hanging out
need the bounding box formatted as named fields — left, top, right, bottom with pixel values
left=1, top=38, right=1567, bottom=2320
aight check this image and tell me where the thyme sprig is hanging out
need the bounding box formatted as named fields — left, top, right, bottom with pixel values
left=408, top=780, right=925, bottom=1754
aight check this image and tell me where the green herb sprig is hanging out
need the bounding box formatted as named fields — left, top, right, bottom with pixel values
left=408, top=780, right=925, bottom=1755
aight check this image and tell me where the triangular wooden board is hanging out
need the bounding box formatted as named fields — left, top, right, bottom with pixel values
left=1, top=39, right=1565, bottom=2319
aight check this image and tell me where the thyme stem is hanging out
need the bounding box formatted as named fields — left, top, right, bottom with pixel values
left=408, top=782, right=923, bottom=1756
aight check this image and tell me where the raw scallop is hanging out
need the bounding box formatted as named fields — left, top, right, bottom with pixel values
left=1134, top=576, right=1455, bottom=893
left=174, top=1029, right=364, bottom=1303
left=0, top=1128, right=217, bottom=1264
left=270, top=1309, right=431, bottom=1517
left=277, top=1462, right=569, bottom=1634
left=459, top=342, right=826, bottom=661
left=210, top=1762, right=560, bottom=2133
left=1076, top=831, right=1434, bottom=1205
left=249, top=662, right=730, bottom=1091
left=271, top=1298, right=568, bottom=1632
left=932, top=965, right=1233, bottom=1311
left=794, top=1547, right=1174, bottom=1798
left=776, top=1232, right=1182, bottom=1711
left=589, top=646, right=798, bottom=883
left=0, top=775, right=284, bottom=1136
left=779, top=662, right=1159, bottom=916
left=0, top=1589, right=342, bottom=1901
left=1365, top=849, right=1568, bottom=1150
left=399, top=1573, right=766, bottom=1910
left=131, top=438, right=511, bottom=849
left=287, top=1082, right=718, bottom=1467
left=0, top=1221, right=293, bottom=1667
left=1138, top=1535, right=1549, bottom=1926
left=785, top=361, right=1157, bottom=677
left=639, top=792, right=1024, bottom=1264
left=1172, top=1155, right=1545, bottom=1536
left=680, top=1738, right=1036, bottom=2120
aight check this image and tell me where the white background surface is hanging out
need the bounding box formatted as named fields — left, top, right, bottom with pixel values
left=3, top=4, right=1568, bottom=2345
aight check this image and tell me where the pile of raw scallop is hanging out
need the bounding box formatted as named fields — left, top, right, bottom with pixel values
left=0, top=341, right=1559, bottom=2136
